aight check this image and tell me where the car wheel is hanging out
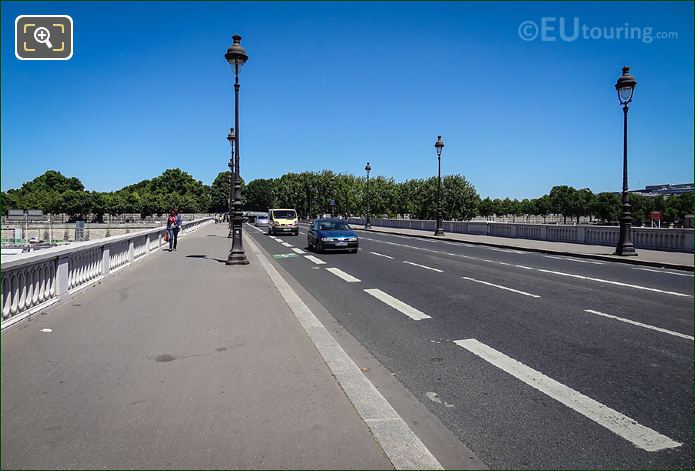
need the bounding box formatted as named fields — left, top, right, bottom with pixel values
left=316, top=241, right=323, bottom=253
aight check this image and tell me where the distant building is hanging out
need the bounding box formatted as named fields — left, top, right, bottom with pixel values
left=630, top=183, right=694, bottom=196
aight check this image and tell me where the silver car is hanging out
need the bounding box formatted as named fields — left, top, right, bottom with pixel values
left=255, top=215, right=269, bottom=227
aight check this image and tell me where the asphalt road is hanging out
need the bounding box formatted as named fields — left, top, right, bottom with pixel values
left=246, top=222, right=693, bottom=469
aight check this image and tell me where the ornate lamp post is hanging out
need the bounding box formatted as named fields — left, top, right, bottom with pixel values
left=364, top=162, right=372, bottom=229
left=226, top=128, right=235, bottom=238
left=614, top=66, right=637, bottom=256
left=225, top=34, right=249, bottom=265
left=434, top=136, right=445, bottom=236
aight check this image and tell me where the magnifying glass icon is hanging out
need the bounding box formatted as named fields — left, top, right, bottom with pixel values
left=33, top=27, right=53, bottom=49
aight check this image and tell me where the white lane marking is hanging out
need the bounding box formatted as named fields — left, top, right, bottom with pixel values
left=403, top=261, right=443, bottom=273
left=488, top=247, right=525, bottom=254
left=326, top=267, right=361, bottom=283
left=281, top=242, right=293, bottom=247
left=244, top=236, right=443, bottom=469
left=454, top=338, right=681, bottom=452
left=584, top=309, right=694, bottom=340
left=525, top=266, right=692, bottom=298
left=544, top=255, right=606, bottom=265
left=40, top=328, right=52, bottom=333
left=364, top=289, right=431, bottom=320
left=370, top=252, right=394, bottom=259
left=443, top=241, right=476, bottom=247
left=304, top=255, right=326, bottom=265
left=363, top=236, right=690, bottom=297
left=247, top=225, right=265, bottom=233
left=462, top=276, right=540, bottom=298
left=632, top=267, right=693, bottom=277
left=292, top=248, right=305, bottom=254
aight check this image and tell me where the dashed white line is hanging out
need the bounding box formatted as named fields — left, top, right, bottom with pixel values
left=364, top=289, right=431, bottom=320
left=361, top=232, right=691, bottom=297
left=326, top=267, right=361, bottom=283
left=488, top=247, right=525, bottom=254
left=632, top=267, right=693, bottom=277
left=544, top=255, right=606, bottom=265
left=292, top=248, right=305, bottom=254
left=454, top=338, right=681, bottom=452
left=370, top=252, right=394, bottom=259
left=584, top=309, right=694, bottom=340
left=281, top=242, right=293, bottom=247
left=403, top=261, right=443, bottom=273
left=526, top=266, right=691, bottom=298
left=304, top=255, right=326, bottom=265
left=462, top=276, right=540, bottom=298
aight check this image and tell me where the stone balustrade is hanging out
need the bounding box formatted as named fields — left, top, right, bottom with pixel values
left=1, top=218, right=214, bottom=330
left=348, top=218, right=693, bottom=253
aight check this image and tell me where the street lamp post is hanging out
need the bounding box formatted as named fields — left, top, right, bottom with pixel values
left=225, top=34, right=249, bottom=265
left=614, top=66, right=637, bottom=256
left=364, top=162, right=372, bottom=229
left=226, top=128, right=235, bottom=238
left=434, top=136, right=445, bottom=236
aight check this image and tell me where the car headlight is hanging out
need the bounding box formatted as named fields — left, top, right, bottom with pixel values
left=321, top=237, right=332, bottom=242
left=347, top=237, right=357, bottom=242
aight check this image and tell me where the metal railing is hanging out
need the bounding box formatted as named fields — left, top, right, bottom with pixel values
left=348, top=218, right=693, bottom=253
left=1, top=218, right=214, bottom=330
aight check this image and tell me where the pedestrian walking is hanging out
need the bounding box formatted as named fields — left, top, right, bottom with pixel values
left=166, top=209, right=177, bottom=252
left=173, top=209, right=182, bottom=251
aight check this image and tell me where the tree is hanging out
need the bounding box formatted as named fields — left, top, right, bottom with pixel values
left=549, top=185, right=579, bottom=223
left=592, top=192, right=620, bottom=224
left=245, top=178, right=278, bottom=213
left=575, top=188, right=595, bottom=223
left=210, top=171, right=232, bottom=213
left=441, top=174, right=480, bottom=220
left=532, top=195, right=552, bottom=223
left=478, top=197, right=495, bottom=219
left=90, top=192, right=109, bottom=222
left=60, top=190, right=92, bottom=219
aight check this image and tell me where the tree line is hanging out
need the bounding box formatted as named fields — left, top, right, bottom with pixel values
left=2, top=169, right=692, bottom=226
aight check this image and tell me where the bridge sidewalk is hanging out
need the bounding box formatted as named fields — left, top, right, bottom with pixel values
left=1, top=223, right=392, bottom=469
left=355, top=225, right=693, bottom=270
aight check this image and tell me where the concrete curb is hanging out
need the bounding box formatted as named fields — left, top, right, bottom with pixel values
left=245, top=234, right=444, bottom=470
left=355, top=228, right=693, bottom=272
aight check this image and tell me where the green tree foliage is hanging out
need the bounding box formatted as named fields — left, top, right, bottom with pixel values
left=549, top=185, right=579, bottom=223
left=245, top=178, right=278, bottom=213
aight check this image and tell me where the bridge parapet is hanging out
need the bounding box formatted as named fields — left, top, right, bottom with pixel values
left=1, top=218, right=214, bottom=330
left=348, top=218, right=693, bottom=253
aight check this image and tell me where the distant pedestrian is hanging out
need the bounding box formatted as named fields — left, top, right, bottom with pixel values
left=174, top=209, right=182, bottom=251
left=166, top=209, right=177, bottom=252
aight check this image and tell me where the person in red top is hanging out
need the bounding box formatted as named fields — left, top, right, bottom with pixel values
left=166, top=209, right=177, bottom=252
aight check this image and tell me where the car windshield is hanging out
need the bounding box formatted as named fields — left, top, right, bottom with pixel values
left=258, top=216, right=268, bottom=220
left=273, top=211, right=296, bottom=219
left=318, top=221, right=351, bottom=231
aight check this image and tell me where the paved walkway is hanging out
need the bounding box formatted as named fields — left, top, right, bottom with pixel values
left=1, top=223, right=394, bottom=469
left=355, top=225, right=693, bottom=270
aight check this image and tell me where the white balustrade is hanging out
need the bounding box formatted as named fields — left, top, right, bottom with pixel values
left=1, top=218, right=214, bottom=329
left=347, top=218, right=692, bottom=252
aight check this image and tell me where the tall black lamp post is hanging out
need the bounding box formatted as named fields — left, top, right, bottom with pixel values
left=226, top=128, right=235, bottom=238
left=614, top=66, right=637, bottom=256
left=364, top=162, right=372, bottom=229
left=225, top=34, right=249, bottom=265
left=434, top=136, right=445, bottom=236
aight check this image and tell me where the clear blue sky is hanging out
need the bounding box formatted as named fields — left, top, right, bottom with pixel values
left=2, top=1, right=693, bottom=199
